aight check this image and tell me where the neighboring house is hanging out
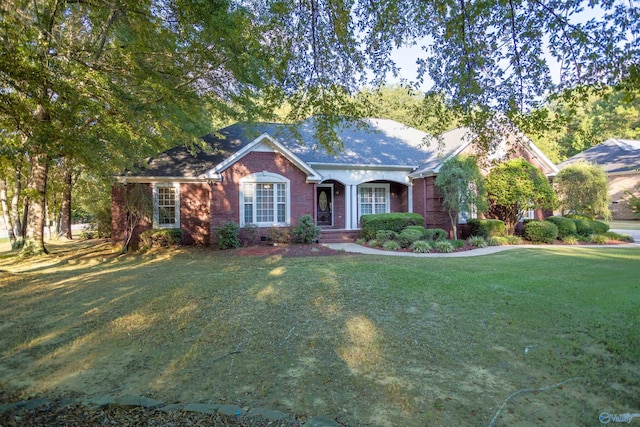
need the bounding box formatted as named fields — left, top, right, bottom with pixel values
left=112, top=117, right=557, bottom=246
left=559, top=139, right=640, bottom=220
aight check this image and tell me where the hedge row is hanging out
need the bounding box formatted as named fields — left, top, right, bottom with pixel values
left=466, top=219, right=506, bottom=238
left=360, top=213, right=425, bottom=240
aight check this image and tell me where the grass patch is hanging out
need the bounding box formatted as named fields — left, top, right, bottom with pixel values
left=0, top=241, right=638, bottom=426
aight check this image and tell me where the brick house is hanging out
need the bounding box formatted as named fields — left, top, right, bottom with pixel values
left=112, top=118, right=557, bottom=246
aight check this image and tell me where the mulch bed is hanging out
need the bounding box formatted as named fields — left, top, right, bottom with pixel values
left=0, top=392, right=304, bottom=427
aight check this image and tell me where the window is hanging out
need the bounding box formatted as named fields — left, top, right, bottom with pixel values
left=359, top=184, right=389, bottom=215
left=240, top=173, right=289, bottom=226
left=153, top=183, right=180, bottom=228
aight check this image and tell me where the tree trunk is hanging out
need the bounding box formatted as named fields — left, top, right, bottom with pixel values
left=11, top=168, right=24, bottom=248
left=24, top=153, right=49, bottom=255
left=58, top=163, right=73, bottom=239
left=0, top=178, right=17, bottom=247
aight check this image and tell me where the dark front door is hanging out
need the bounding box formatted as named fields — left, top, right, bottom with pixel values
left=317, top=187, right=332, bottom=226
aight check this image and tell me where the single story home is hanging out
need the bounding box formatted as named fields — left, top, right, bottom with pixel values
left=112, top=117, right=557, bottom=246
left=559, top=139, right=640, bottom=220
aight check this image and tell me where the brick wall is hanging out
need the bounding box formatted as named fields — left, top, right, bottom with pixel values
left=211, top=151, right=315, bottom=245
left=180, top=183, right=210, bottom=245
left=110, top=183, right=152, bottom=249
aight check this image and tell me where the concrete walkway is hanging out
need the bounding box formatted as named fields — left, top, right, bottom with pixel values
left=325, top=237, right=639, bottom=258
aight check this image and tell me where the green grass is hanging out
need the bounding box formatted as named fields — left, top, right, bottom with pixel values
left=0, top=242, right=638, bottom=426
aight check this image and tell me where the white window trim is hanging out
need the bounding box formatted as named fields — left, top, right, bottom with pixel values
left=152, top=182, right=180, bottom=229
left=239, top=172, right=290, bottom=227
left=358, top=183, right=390, bottom=217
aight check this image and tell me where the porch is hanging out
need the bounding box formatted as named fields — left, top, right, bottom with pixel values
left=317, top=228, right=361, bottom=244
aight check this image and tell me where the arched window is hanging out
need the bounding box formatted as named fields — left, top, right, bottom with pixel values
left=239, top=172, right=290, bottom=226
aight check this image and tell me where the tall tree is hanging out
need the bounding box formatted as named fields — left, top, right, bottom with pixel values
left=485, top=158, right=557, bottom=234
left=1, top=0, right=290, bottom=254
left=554, top=161, right=610, bottom=219
left=530, top=87, right=640, bottom=162
left=435, top=156, right=487, bottom=240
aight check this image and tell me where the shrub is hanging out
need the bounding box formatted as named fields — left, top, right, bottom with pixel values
left=524, top=220, right=558, bottom=243
left=544, top=216, right=577, bottom=238
left=376, top=230, right=398, bottom=242
left=412, top=240, right=431, bottom=253
left=398, top=228, right=424, bottom=248
left=451, top=239, right=465, bottom=249
left=572, top=218, right=594, bottom=236
left=140, top=228, right=183, bottom=248
left=486, top=236, right=503, bottom=246
left=293, top=214, right=321, bottom=243
left=382, top=240, right=400, bottom=251
left=404, top=225, right=427, bottom=238
left=561, top=235, right=579, bottom=245
left=591, top=220, right=610, bottom=234
left=467, top=235, right=487, bottom=248
left=356, top=238, right=367, bottom=245
left=367, top=239, right=381, bottom=247
left=505, top=235, right=522, bottom=245
left=467, top=219, right=506, bottom=237
left=604, top=231, right=633, bottom=242
left=268, top=226, right=291, bottom=244
left=431, top=240, right=454, bottom=253
left=589, top=234, right=608, bottom=244
left=242, top=223, right=259, bottom=246
left=216, top=222, right=240, bottom=249
left=360, top=213, right=424, bottom=240
left=424, top=228, right=447, bottom=241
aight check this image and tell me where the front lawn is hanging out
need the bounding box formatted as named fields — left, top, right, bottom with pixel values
left=0, top=241, right=638, bottom=426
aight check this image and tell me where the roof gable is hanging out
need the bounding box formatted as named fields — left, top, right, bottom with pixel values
left=559, top=139, right=640, bottom=173
left=410, top=124, right=557, bottom=177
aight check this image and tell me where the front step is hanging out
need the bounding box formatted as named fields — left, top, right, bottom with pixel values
left=317, top=229, right=360, bottom=244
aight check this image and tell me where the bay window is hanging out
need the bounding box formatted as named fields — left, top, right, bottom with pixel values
left=240, top=173, right=290, bottom=226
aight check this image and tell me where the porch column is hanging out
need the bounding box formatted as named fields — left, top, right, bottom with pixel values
left=408, top=181, right=413, bottom=213
left=347, top=184, right=359, bottom=230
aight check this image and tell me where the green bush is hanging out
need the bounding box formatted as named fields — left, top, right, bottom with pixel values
left=382, top=240, right=400, bottom=251
left=572, top=218, right=594, bottom=236
left=561, top=235, right=579, bottom=245
left=216, top=222, right=240, bottom=249
left=268, top=226, right=291, bottom=244
left=431, top=240, right=454, bottom=253
left=293, top=214, right=321, bottom=243
left=544, top=216, right=577, bottom=238
left=376, top=230, right=398, bottom=242
left=140, top=228, right=183, bottom=248
left=589, top=234, right=608, bottom=244
left=467, top=219, right=506, bottom=237
left=424, top=228, right=447, bottom=241
left=505, top=235, right=522, bottom=245
left=411, top=240, right=431, bottom=253
left=524, top=220, right=558, bottom=243
left=603, top=231, right=634, bottom=242
left=360, top=213, right=424, bottom=240
left=367, top=239, right=381, bottom=247
left=486, top=236, right=503, bottom=246
left=398, top=228, right=424, bottom=248
left=451, top=239, right=465, bottom=249
left=404, top=225, right=426, bottom=238
left=467, top=236, right=487, bottom=248
left=356, top=238, right=367, bottom=245
left=591, top=220, right=610, bottom=234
